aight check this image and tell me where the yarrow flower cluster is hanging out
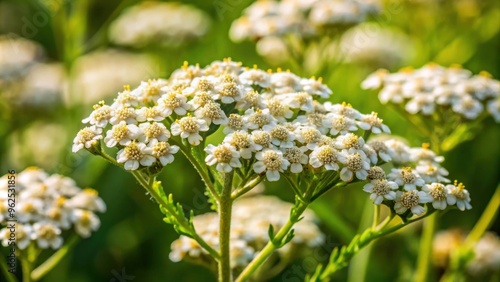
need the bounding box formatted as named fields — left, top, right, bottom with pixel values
left=362, top=63, right=500, bottom=122
left=109, top=1, right=211, bottom=48
left=230, top=0, right=381, bottom=43
left=362, top=139, right=472, bottom=215
left=0, top=167, right=106, bottom=250
left=74, top=59, right=470, bottom=218
left=169, top=195, right=324, bottom=269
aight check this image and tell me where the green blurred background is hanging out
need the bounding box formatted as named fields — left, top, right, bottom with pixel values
left=0, top=0, right=499, bottom=281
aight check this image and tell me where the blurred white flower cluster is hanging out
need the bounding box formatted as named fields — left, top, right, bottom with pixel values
left=109, top=1, right=211, bottom=48
left=169, top=195, right=324, bottom=269
left=230, top=0, right=380, bottom=42
left=362, top=64, right=500, bottom=122
left=337, top=23, right=415, bottom=68
left=71, top=49, right=157, bottom=104
left=433, top=229, right=500, bottom=277
left=74, top=58, right=470, bottom=217
left=0, top=36, right=67, bottom=108
left=0, top=35, right=43, bottom=84
left=0, top=167, right=106, bottom=250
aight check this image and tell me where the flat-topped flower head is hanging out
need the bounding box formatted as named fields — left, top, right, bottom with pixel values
left=71, top=209, right=101, bottom=238
left=171, top=116, right=209, bottom=146
left=297, top=126, right=322, bottom=149
left=110, top=105, right=137, bottom=125
left=251, top=130, right=273, bottom=151
left=309, top=145, right=340, bottom=171
left=116, top=141, right=155, bottom=170
left=230, top=0, right=380, bottom=51
left=149, top=140, right=179, bottom=166
left=366, top=140, right=393, bottom=163
left=253, top=149, right=290, bottom=181
left=446, top=181, right=472, bottom=211
left=363, top=179, right=398, bottom=205
left=266, top=98, right=294, bottom=121
left=358, top=112, right=390, bottom=134
left=269, top=125, right=295, bottom=148
left=72, top=126, right=102, bottom=152
left=338, top=149, right=370, bottom=182
left=422, top=183, right=450, bottom=210
left=224, top=131, right=255, bottom=159
left=82, top=102, right=112, bottom=127
left=323, top=113, right=358, bottom=136
left=1, top=168, right=106, bottom=250
left=195, top=101, right=228, bottom=125
left=283, top=146, right=308, bottom=173
left=136, top=106, right=165, bottom=122
left=325, top=102, right=362, bottom=120
left=367, top=166, right=386, bottom=181
left=157, top=91, right=191, bottom=116
left=236, top=89, right=266, bottom=110
left=416, top=162, right=450, bottom=184
left=114, top=88, right=140, bottom=107
left=394, top=190, right=433, bottom=216
left=362, top=64, right=500, bottom=122
left=335, top=133, right=364, bottom=150
left=224, top=114, right=244, bottom=134
left=32, top=222, right=63, bottom=249
left=104, top=121, right=140, bottom=147
left=0, top=224, right=32, bottom=249
left=205, top=144, right=242, bottom=173
left=138, top=122, right=170, bottom=143
left=239, top=67, right=271, bottom=88
left=245, top=108, right=277, bottom=129
left=388, top=167, right=425, bottom=191
left=66, top=188, right=106, bottom=213
left=109, top=1, right=211, bottom=48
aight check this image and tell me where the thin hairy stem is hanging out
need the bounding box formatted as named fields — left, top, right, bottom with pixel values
left=218, top=171, right=234, bottom=282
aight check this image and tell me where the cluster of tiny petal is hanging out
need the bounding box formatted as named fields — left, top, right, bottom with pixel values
left=75, top=59, right=470, bottom=215
left=0, top=167, right=106, bottom=250
left=77, top=59, right=387, bottom=177
left=169, top=195, right=324, bottom=268
left=362, top=63, right=500, bottom=122
left=363, top=140, right=471, bottom=216
left=109, top=2, right=211, bottom=48
left=230, top=0, right=381, bottom=43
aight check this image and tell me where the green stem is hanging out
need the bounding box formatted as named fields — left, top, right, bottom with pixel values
left=170, top=138, right=219, bottom=201
left=0, top=251, right=18, bottom=282
left=129, top=171, right=220, bottom=260
left=21, top=258, right=32, bottom=282
left=218, top=171, right=234, bottom=282
left=310, top=199, right=355, bottom=242
left=320, top=211, right=435, bottom=280
left=465, top=182, right=500, bottom=246
left=415, top=213, right=438, bottom=282
left=235, top=201, right=309, bottom=282
left=231, top=175, right=263, bottom=200
left=372, top=205, right=380, bottom=230
left=415, top=138, right=442, bottom=282
left=31, top=235, right=79, bottom=281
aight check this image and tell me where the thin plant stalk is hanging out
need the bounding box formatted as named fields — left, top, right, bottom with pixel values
left=235, top=201, right=309, bottom=282
left=31, top=235, right=80, bottom=281
left=218, top=171, right=234, bottom=282
left=0, top=252, right=18, bottom=282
